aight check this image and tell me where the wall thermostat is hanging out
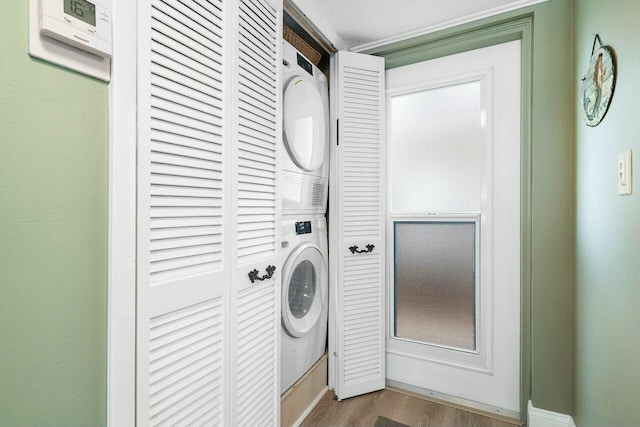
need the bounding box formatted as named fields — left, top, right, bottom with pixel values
left=39, top=0, right=112, bottom=58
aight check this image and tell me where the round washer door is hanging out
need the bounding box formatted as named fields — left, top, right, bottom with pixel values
left=283, top=75, right=327, bottom=172
left=282, top=243, right=327, bottom=338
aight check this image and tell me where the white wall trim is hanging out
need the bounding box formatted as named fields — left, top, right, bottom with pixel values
left=350, top=0, right=548, bottom=52
left=528, top=401, right=576, bottom=427
left=107, top=0, right=137, bottom=424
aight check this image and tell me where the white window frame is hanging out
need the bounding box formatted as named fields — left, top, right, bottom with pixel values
left=386, top=213, right=492, bottom=373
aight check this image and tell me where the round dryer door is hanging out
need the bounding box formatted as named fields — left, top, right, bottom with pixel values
left=283, top=75, right=327, bottom=172
left=282, top=243, right=327, bottom=338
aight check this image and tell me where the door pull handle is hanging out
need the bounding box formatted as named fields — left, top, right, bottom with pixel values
left=348, top=244, right=375, bottom=254
left=248, top=265, right=276, bottom=283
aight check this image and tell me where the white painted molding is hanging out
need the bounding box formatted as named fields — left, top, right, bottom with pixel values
left=528, top=401, right=576, bottom=427
left=351, top=0, right=548, bottom=52
left=107, top=0, right=137, bottom=424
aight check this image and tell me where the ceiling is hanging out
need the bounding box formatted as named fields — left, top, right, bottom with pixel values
left=310, top=0, right=545, bottom=50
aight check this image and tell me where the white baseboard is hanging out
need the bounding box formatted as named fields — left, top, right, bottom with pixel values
left=528, top=401, right=576, bottom=427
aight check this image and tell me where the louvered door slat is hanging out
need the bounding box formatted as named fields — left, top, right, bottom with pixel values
left=150, top=30, right=222, bottom=70
left=152, top=88, right=222, bottom=122
left=235, top=284, right=277, bottom=427
left=150, top=18, right=211, bottom=54
left=240, top=105, right=277, bottom=128
left=150, top=22, right=223, bottom=68
left=152, top=3, right=223, bottom=49
left=231, top=0, right=280, bottom=425
left=334, top=51, right=386, bottom=400
left=239, top=59, right=277, bottom=89
left=234, top=0, right=278, bottom=265
left=151, top=40, right=222, bottom=81
left=150, top=133, right=222, bottom=156
left=151, top=144, right=221, bottom=164
left=239, top=87, right=277, bottom=116
left=151, top=184, right=220, bottom=198
left=239, top=65, right=277, bottom=93
left=138, top=0, right=227, bottom=425
left=148, top=299, right=223, bottom=426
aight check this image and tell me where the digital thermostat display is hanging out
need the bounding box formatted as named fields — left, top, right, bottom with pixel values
left=37, top=0, right=112, bottom=58
left=64, top=0, right=96, bottom=26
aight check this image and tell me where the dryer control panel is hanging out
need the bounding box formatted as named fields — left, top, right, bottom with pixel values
left=295, top=221, right=312, bottom=235
left=297, top=53, right=313, bottom=75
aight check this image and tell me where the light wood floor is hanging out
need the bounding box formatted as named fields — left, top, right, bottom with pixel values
left=300, top=388, right=523, bottom=427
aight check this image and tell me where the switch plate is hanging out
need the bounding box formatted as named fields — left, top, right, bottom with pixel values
left=618, top=150, right=632, bottom=195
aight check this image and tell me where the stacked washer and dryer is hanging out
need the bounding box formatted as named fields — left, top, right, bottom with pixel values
left=280, top=41, right=330, bottom=394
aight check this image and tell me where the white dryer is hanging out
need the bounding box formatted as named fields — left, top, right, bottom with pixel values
left=280, top=216, right=328, bottom=393
left=281, top=41, right=330, bottom=216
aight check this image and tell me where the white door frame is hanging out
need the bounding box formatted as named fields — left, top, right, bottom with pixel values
left=107, top=0, right=137, bottom=424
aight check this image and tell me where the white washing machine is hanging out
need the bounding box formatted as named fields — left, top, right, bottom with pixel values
left=280, top=215, right=329, bottom=393
left=281, top=41, right=330, bottom=216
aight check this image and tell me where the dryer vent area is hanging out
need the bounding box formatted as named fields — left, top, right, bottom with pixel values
left=283, top=2, right=333, bottom=77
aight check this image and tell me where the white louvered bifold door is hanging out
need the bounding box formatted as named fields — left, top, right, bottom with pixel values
left=230, top=0, right=282, bottom=425
left=333, top=51, right=386, bottom=400
left=137, top=0, right=230, bottom=425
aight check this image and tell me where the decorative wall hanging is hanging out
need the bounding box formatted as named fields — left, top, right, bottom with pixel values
left=581, top=34, right=616, bottom=127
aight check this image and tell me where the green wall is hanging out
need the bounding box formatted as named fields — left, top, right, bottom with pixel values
left=366, top=0, right=574, bottom=415
left=0, top=1, right=108, bottom=426
left=573, top=0, right=640, bottom=425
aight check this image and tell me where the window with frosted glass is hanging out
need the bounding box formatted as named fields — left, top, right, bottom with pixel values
left=390, top=81, right=483, bottom=213
left=394, top=221, right=477, bottom=350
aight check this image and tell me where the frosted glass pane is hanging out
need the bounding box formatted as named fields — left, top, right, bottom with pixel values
left=394, top=222, right=476, bottom=350
left=390, top=81, right=483, bottom=212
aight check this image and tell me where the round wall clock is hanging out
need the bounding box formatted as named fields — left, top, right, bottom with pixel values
left=581, top=43, right=616, bottom=127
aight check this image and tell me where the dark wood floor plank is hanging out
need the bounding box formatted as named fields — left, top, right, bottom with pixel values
left=300, top=389, right=520, bottom=427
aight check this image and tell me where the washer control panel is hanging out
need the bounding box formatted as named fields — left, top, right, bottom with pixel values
left=295, top=221, right=312, bottom=235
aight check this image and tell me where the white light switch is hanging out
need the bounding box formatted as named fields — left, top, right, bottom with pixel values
left=618, top=150, right=632, bottom=195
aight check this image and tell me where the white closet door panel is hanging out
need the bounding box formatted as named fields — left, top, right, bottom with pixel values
left=138, top=0, right=227, bottom=424
left=230, top=0, right=281, bottom=425
left=235, top=284, right=277, bottom=427
left=234, top=0, right=280, bottom=272
left=149, top=298, right=224, bottom=426
left=334, top=51, right=386, bottom=400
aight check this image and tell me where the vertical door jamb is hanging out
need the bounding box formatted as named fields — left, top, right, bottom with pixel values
left=107, top=0, right=137, bottom=425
